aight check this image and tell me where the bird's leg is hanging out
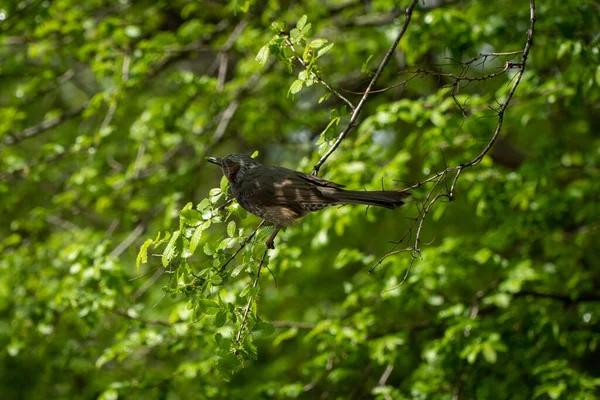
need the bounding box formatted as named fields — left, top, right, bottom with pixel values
left=265, top=225, right=282, bottom=249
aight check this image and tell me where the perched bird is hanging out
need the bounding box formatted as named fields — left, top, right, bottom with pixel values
left=206, top=154, right=410, bottom=249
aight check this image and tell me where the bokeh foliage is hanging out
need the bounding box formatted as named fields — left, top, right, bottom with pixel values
left=1, top=0, right=599, bottom=399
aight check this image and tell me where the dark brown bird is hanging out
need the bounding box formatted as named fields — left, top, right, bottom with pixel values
left=206, top=154, right=410, bottom=249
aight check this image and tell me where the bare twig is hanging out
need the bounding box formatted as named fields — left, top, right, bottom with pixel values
left=112, top=309, right=171, bottom=326
left=312, top=0, right=421, bottom=176
left=270, top=320, right=316, bottom=329
left=46, top=215, right=81, bottom=232
left=217, top=220, right=265, bottom=273
left=377, top=363, right=395, bottom=399
left=110, top=223, right=145, bottom=258
left=374, top=0, right=537, bottom=282
left=3, top=103, right=89, bottom=145
left=133, top=267, right=165, bottom=299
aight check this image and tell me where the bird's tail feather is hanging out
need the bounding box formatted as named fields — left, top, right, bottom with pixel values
left=332, top=190, right=410, bottom=209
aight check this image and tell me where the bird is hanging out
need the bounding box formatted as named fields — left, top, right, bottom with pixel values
left=206, top=154, right=410, bottom=249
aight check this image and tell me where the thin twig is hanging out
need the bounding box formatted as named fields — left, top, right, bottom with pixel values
left=375, top=0, right=537, bottom=282
left=270, top=320, right=316, bottom=329
left=312, top=0, right=420, bottom=176
left=284, top=38, right=355, bottom=110
left=110, top=223, right=145, bottom=258
left=3, top=103, right=89, bottom=145
left=112, top=309, right=171, bottom=326
left=235, top=248, right=269, bottom=344
left=133, top=267, right=165, bottom=299
left=217, top=220, right=265, bottom=273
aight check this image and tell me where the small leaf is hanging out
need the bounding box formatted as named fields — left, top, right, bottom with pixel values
left=273, top=328, right=298, bottom=347
left=316, top=43, right=334, bottom=59
left=482, top=343, right=497, bottom=364
left=297, top=15, right=307, bottom=30
left=251, top=150, right=259, bottom=158
left=197, top=199, right=211, bottom=211
left=231, top=262, right=247, bottom=277
left=220, top=175, right=229, bottom=193
left=251, top=321, right=275, bottom=338
left=361, top=54, right=374, bottom=74
left=180, top=208, right=203, bottom=223
left=255, top=45, right=270, bottom=66
left=227, top=221, right=236, bottom=237
left=309, top=38, right=327, bottom=49
left=203, top=242, right=215, bottom=256
left=136, top=239, right=153, bottom=273
left=318, top=92, right=332, bottom=104
left=198, top=299, right=220, bottom=315
left=270, top=21, right=286, bottom=33
left=290, top=28, right=302, bottom=44
left=189, top=226, right=203, bottom=255
left=215, top=310, right=227, bottom=327
left=240, top=285, right=259, bottom=298
left=288, top=80, right=304, bottom=96
left=210, top=274, right=223, bottom=285
left=162, top=230, right=180, bottom=267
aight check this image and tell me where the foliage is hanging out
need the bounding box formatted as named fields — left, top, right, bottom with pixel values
left=1, top=0, right=599, bottom=399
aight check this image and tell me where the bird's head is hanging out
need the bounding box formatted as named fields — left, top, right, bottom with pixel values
left=205, top=153, right=260, bottom=183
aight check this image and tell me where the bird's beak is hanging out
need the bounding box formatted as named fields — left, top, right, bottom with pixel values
left=205, top=156, right=221, bottom=166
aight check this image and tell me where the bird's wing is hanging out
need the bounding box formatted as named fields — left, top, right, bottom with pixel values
left=244, top=168, right=341, bottom=208
left=294, top=171, right=345, bottom=189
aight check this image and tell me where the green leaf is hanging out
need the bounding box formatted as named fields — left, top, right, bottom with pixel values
left=318, top=92, right=332, bottom=104
left=482, top=343, right=497, bottom=364
left=361, top=54, right=374, bottom=74
left=215, top=310, right=227, bottom=327
left=251, top=321, right=275, bottom=338
left=161, top=230, right=180, bottom=267
left=180, top=208, right=203, bottom=224
left=290, top=28, right=302, bottom=44
left=136, top=239, right=153, bottom=273
left=203, top=242, right=215, bottom=256
left=178, top=19, right=202, bottom=41
left=198, top=299, right=220, bottom=315
left=189, top=225, right=204, bottom=255
left=296, top=15, right=307, bottom=30
left=288, top=80, right=304, bottom=96
left=197, top=199, right=211, bottom=211
left=273, top=328, right=298, bottom=347
left=240, top=285, right=259, bottom=298
left=255, top=45, right=270, bottom=66
left=210, top=274, right=223, bottom=285
left=309, top=38, right=327, bottom=49
left=220, top=175, right=229, bottom=193
left=316, top=43, right=334, bottom=59
left=231, top=262, right=247, bottom=277
left=270, top=21, right=286, bottom=33
left=251, top=150, right=259, bottom=158
left=227, top=221, right=236, bottom=237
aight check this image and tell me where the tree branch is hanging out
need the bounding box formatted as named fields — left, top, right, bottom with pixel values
left=374, top=0, right=537, bottom=278
left=3, top=103, right=88, bottom=145
left=312, top=0, right=420, bottom=176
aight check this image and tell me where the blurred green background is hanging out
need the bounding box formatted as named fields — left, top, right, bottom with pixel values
left=1, top=0, right=599, bottom=399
